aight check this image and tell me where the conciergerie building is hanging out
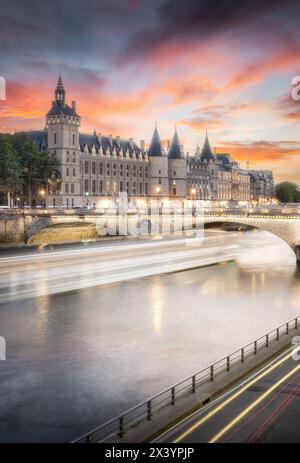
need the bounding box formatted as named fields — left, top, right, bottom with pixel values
left=25, top=76, right=275, bottom=208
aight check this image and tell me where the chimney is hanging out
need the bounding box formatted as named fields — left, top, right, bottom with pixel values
left=72, top=100, right=77, bottom=112
left=129, top=137, right=134, bottom=148
left=140, top=139, right=145, bottom=150
left=116, top=135, right=120, bottom=146
left=97, top=132, right=102, bottom=144
left=109, top=134, right=113, bottom=145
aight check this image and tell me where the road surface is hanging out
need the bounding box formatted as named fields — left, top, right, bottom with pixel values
left=155, top=345, right=300, bottom=443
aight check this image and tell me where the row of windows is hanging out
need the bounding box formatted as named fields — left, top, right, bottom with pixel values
left=66, top=168, right=76, bottom=177
left=66, top=151, right=76, bottom=163
left=82, top=161, right=148, bottom=177
left=65, top=184, right=75, bottom=194
left=53, top=133, right=76, bottom=146
left=83, top=179, right=148, bottom=195
left=187, top=178, right=209, bottom=186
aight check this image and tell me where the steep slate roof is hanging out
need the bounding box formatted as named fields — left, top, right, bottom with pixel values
left=47, top=100, right=79, bottom=117
left=79, top=133, right=145, bottom=158
left=47, top=75, right=79, bottom=117
left=168, top=129, right=182, bottom=159
left=25, top=129, right=48, bottom=150
left=147, top=124, right=163, bottom=157
left=200, top=133, right=214, bottom=161
left=216, top=154, right=231, bottom=165
left=24, top=130, right=146, bottom=159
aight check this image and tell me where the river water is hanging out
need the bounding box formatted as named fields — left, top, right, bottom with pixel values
left=0, top=229, right=299, bottom=442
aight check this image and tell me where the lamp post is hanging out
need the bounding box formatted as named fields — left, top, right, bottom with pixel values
left=85, top=191, right=90, bottom=209
left=39, top=189, right=45, bottom=208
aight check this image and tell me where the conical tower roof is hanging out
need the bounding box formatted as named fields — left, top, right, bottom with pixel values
left=168, top=127, right=183, bottom=159
left=148, top=123, right=162, bottom=157
left=200, top=131, right=214, bottom=161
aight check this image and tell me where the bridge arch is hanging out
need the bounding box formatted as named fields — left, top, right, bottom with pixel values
left=202, top=214, right=300, bottom=265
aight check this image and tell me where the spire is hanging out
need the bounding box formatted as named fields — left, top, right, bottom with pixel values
left=55, top=74, right=65, bottom=104
left=148, top=122, right=162, bottom=157
left=168, top=127, right=183, bottom=159
left=195, top=143, right=200, bottom=156
left=200, top=131, right=214, bottom=161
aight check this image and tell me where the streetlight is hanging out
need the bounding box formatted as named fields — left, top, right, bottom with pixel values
left=39, top=189, right=45, bottom=208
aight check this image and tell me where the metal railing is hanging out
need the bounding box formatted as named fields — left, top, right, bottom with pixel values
left=73, top=315, right=300, bottom=443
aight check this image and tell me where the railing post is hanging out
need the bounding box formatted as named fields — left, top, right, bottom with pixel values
left=192, top=375, right=196, bottom=393
left=266, top=334, right=269, bottom=348
left=119, top=416, right=124, bottom=438
left=254, top=340, right=257, bottom=355
left=147, top=400, right=152, bottom=420
left=277, top=328, right=280, bottom=341
left=171, top=387, right=175, bottom=405
left=286, top=323, right=289, bottom=335
left=241, top=348, right=244, bottom=363
left=210, top=365, right=214, bottom=381
left=226, top=356, right=230, bottom=371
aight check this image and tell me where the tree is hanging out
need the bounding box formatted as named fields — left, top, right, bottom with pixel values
left=0, top=134, right=21, bottom=191
left=12, top=133, right=57, bottom=204
left=0, top=134, right=22, bottom=204
left=275, top=181, right=300, bottom=203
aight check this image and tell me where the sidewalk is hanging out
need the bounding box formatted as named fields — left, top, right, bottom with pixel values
left=104, top=329, right=299, bottom=443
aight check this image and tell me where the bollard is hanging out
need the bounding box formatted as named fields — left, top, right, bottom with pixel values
left=119, top=416, right=124, bottom=438
left=286, top=323, right=289, bottom=335
left=277, top=328, right=280, bottom=341
left=147, top=400, right=152, bottom=421
left=171, top=387, right=175, bottom=405
left=210, top=365, right=214, bottom=381
left=192, top=375, right=196, bottom=393
left=227, top=356, right=230, bottom=371
left=241, top=348, right=244, bottom=363
left=266, top=334, right=269, bottom=347
left=295, top=318, right=298, bottom=330
left=254, top=340, right=257, bottom=355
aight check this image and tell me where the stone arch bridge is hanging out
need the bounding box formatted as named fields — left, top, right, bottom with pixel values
left=1, top=210, right=300, bottom=264
left=201, top=212, right=300, bottom=264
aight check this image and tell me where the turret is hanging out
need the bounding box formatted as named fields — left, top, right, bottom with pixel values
left=200, top=130, right=214, bottom=162
left=55, top=74, right=66, bottom=104
left=148, top=123, right=169, bottom=197
left=168, top=127, right=186, bottom=198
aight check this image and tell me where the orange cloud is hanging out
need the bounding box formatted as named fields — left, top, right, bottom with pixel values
left=225, top=36, right=300, bottom=90
left=217, top=140, right=300, bottom=161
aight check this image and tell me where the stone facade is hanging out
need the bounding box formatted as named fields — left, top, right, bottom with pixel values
left=26, top=77, right=275, bottom=207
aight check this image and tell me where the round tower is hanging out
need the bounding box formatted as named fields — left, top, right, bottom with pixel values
left=168, top=128, right=187, bottom=198
left=148, top=123, right=169, bottom=197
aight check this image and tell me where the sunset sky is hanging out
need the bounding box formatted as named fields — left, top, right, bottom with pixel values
left=0, top=0, right=300, bottom=183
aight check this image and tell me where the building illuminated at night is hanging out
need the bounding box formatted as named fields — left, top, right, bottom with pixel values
left=25, top=76, right=275, bottom=208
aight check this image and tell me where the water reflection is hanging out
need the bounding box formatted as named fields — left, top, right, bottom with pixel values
left=0, top=230, right=299, bottom=443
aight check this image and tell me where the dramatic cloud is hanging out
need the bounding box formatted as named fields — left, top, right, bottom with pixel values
left=0, top=0, right=300, bottom=181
